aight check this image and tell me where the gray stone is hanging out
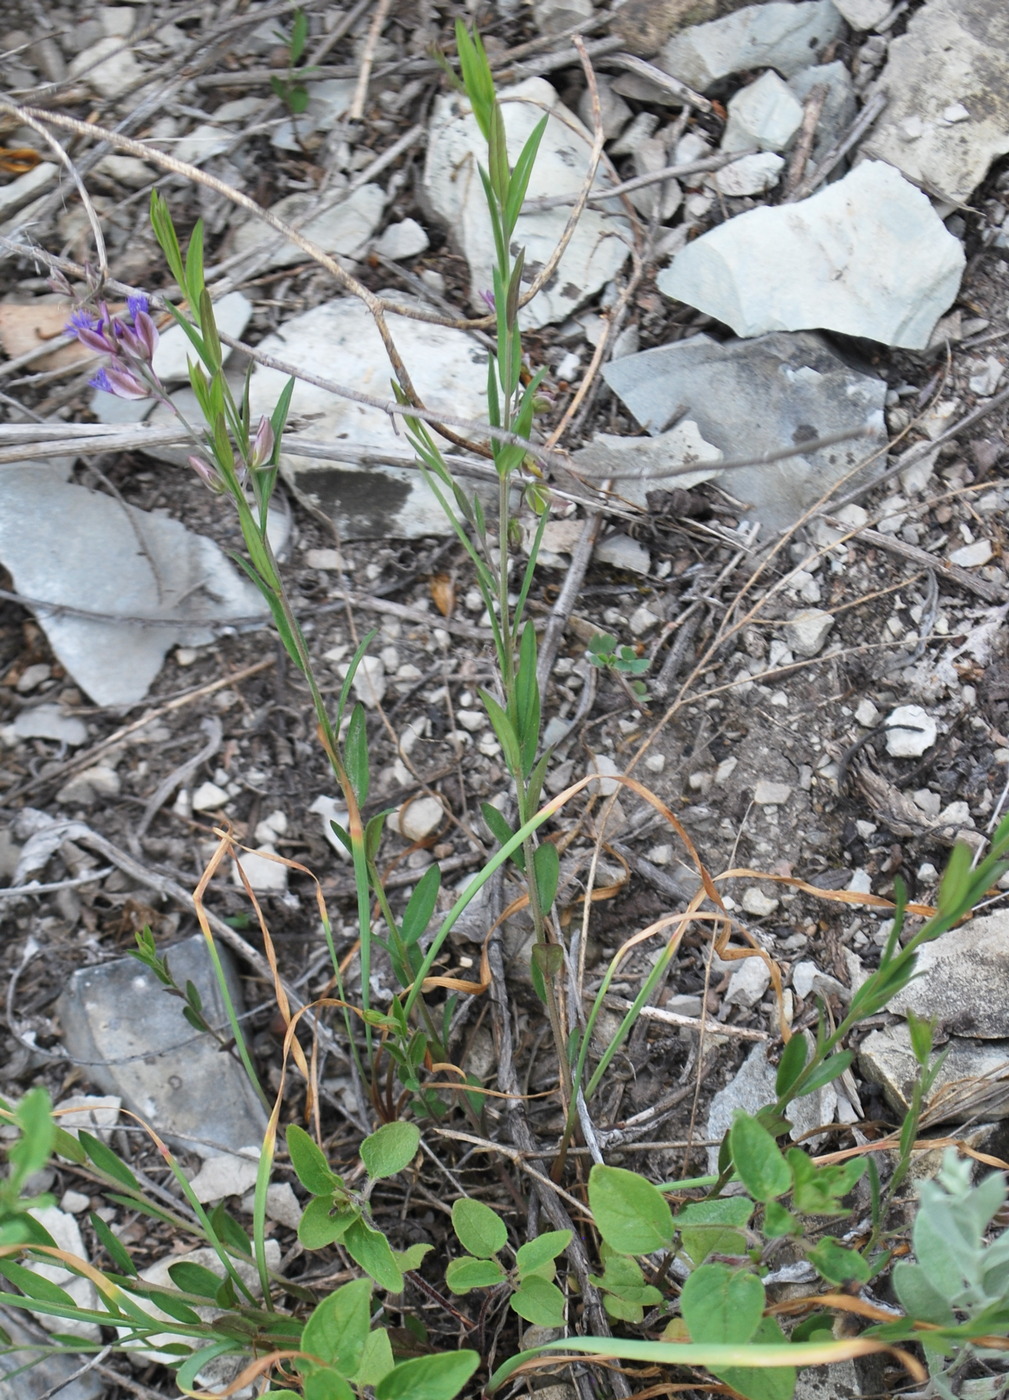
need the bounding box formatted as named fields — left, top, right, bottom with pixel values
left=724, top=956, right=771, bottom=1008
left=603, top=332, right=888, bottom=535
left=859, top=1024, right=1009, bottom=1123
left=722, top=71, right=803, bottom=153
left=0, top=1317, right=104, bottom=1400
left=793, top=1361, right=864, bottom=1400
left=787, top=61, right=857, bottom=163
left=270, top=78, right=356, bottom=152
left=12, top=705, right=88, bottom=747
left=861, top=0, right=1009, bottom=204
left=243, top=297, right=495, bottom=540
left=230, top=184, right=385, bottom=271
left=68, top=36, right=144, bottom=99
left=832, top=0, right=889, bottom=26
left=0, top=163, right=58, bottom=222
left=423, top=78, right=632, bottom=328
left=0, top=464, right=266, bottom=706
left=887, top=911, right=1009, bottom=1038
left=884, top=704, right=936, bottom=757
left=397, top=796, right=443, bottom=843
left=595, top=533, right=652, bottom=574
left=658, top=161, right=964, bottom=349
left=374, top=218, right=429, bottom=260
left=754, top=780, right=792, bottom=805
left=572, top=420, right=723, bottom=500
left=58, top=933, right=268, bottom=1158
left=712, top=152, right=784, bottom=196
left=658, top=1, right=844, bottom=91
left=784, top=608, right=835, bottom=657
left=707, top=1040, right=835, bottom=1168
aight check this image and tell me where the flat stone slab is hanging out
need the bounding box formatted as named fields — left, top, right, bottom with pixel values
left=602, top=331, right=887, bottom=534
left=572, top=419, right=723, bottom=501
left=658, top=161, right=964, bottom=349
left=859, top=1023, right=1009, bottom=1123
left=887, top=910, right=1009, bottom=1037
left=0, top=464, right=266, bottom=706
left=58, top=933, right=268, bottom=1159
left=246, top=296, right=495, bottom=540
left=423, top=77, right=632, bottom=329
left=658, top=1, right=843, bottom=91
left=862, top=0, right=1009, bottom=204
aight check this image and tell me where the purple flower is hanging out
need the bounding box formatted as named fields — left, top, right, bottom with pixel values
left=89, top=363, right=149, bottom=400
left=126, top=294, right=149, bottom=322
left=187, top=455, right=226, bottom=494
left=66, top=307, right=115, bottom=355
left=479, top=288, right=496, bottom=312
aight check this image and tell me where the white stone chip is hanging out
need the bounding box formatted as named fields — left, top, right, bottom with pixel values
left=589, top=754, right=622, bottom=796
left=753, top=780, right=792, bottom=805
left=741, top=886, right=780, bottom=916
left=12, top=705, right=88, bottom=747
left=232, top=846, right=288, bottom=892
left=397, top=796, right=443, bottom=843
left=724, top=955, right=772, bottom=1009
left=712, top=152, right=785, bottom=196
left=188, top=1151, right=261, bottom=1203
left=948, top=539, right=993, bottom=568
left=352, top=654, right=386, bottom=708
left=783, top=608, right=835, bottom=657
left=884, top=704, right=937, bottom=757
left=374, top=218, right=429, bottom=260
left=192, top=781, right=230, bottom=812
left=722, top=70, right=803, bottom=153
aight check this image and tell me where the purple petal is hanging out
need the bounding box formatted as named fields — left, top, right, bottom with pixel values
left=126, top=294, right=149, bottom=323
left=88, top=367, right=114, bottom=393
left=101, top=363, right=150, bottom=400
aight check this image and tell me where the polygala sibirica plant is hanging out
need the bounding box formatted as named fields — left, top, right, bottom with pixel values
left=2, top=21, right=1009, bottom=1400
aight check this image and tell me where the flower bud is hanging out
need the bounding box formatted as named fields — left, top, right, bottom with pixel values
left=187, top=455, right=226, bottom=493
left=249, top=416, right=275, bottom=470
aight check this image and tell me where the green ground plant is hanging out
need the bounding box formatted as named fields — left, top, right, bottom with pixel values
left=4, top=20, right=1009, bottom=1400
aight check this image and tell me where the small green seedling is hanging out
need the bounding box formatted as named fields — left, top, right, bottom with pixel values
left=271, top=9, right=317, bottom=117
left=587, top=632, right=650, bottom=702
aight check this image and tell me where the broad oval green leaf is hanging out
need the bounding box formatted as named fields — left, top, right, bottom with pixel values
left=588, top=1165, right=674, bottom=1254
left=681, top=1263, right=764, bottom=1346
left=302, top=1276, right=372, bottom=1377
left=516, top=1230, right=572, bottom=1278
left=729, top=1113, right=791, bottom=1203
left=452, top=1198, right=507, bottom=1259
left=377, top=1350, right=480, bottom=1400
left=445, top=1256, right=506, bottom=1294
left=345, top=1217, right=404, bottom=1293
left=361, top=1122, right=420, bottom=1181
left=510, top=1275, right=566, bottom=1327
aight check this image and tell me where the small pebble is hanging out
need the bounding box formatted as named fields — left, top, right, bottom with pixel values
left=192, top=781, right=230, bottom=812
left=948, top=539, right=993, bottom=568
left=753, top=780, right=792, bottom=806
left=884, top=704, right=936, bottom=757
left=741, top=887, right=779, bottom=917
left=351, top=655, right=386, bottom=708
left=397, top=796, right=443, bottom=843
left=783, top=609, right=835, bottom=657
left=15, top=663, right=51, bottom=693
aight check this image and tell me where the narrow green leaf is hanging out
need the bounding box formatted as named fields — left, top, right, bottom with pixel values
left=286, top=1124, right=339, bottom=1195
left=149, top=191, right=186, bottom=288
left=729, top=1113, right=791, bottom=1202
left=775, top=1033, right=808, bottom=1102
left=78, top=1130, right=140, bottom=1191
left=184, top=218, right=205, bottom=308
left=791, top=1050, right=854, bottom=1097
left=480, top=689, right=522, bottom=775
left=345, top=703, right=370, bottom=804
left=503, top=117, right=548, bottom=235
left=481, top=803, right=524, bottom=869
left=89, top=1211, right=136, bottom=1276
left=452, top=1198, right=507, bottom=1259
left=532, top=841, right=559, bottom=914
left=361, top=1122, right=420, bottom=1180
left=377, top=1350, right=480, bottom=1400
left=0, top=1259, right=74, bottom=1307
left=290, top=9, right=309, bottom=63
left=198, top=288, right=222, bottom=371
left=168, top=1260, right=224, bottom=1298
left=588, top=1165, right=674, bottom=1254
left=401, top=865, right=441, bottom=947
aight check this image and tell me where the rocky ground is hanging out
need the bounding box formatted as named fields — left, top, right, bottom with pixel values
left=1, top=1, right=1009, bottom=1397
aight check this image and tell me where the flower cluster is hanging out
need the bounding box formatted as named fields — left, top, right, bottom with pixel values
left=65, top=294, right=162, bottom=400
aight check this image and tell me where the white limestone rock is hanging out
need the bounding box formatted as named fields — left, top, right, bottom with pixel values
left=423, top=78, right=632, bottom=328
left=712, top=152, right=784, bottom=196
left=658, top=161, right=964, bottom=349
left=230, top=184, right=385, bottom=271
left=884, top=704, right=936, bottom=757
left=659, top=1, right=843, bottom=91
left=861, top=0, right=1009, bottom=204
left=722, top=71, right=803, bottom=153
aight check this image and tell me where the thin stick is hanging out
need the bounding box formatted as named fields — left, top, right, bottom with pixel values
left=349, top=0, right=393, bottom=123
